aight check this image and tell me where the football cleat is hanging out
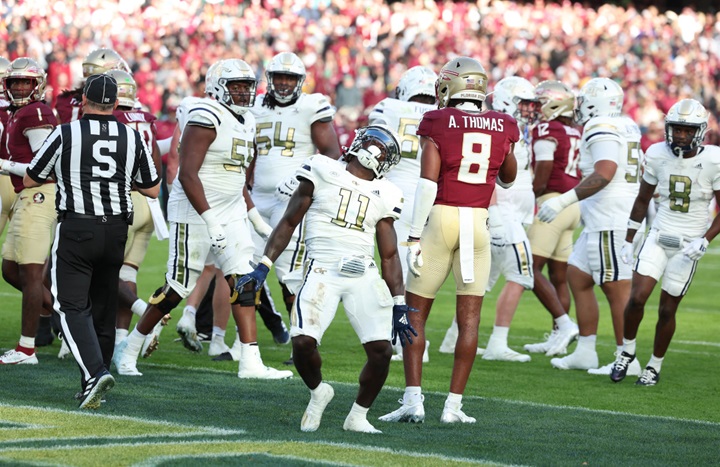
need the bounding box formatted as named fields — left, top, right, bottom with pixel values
left=343, top=415, right=382, bottom=434
left=208, top=340, right=231, bottom=357
left=300, top=382, right=334, bottom=432
left=482, top=345, right=531, bottom=363
left=58, top=338, right=71, bottom=359
left=545, top=323, right=579, bottom=356
left=176, top=313, right=202, bottom=353
left=635, top=366, right=660, bottom=386
left=0, top=348, right=38, bottom=365
left=550, top=348, right=598, bottom=370
left=141, top=321, right=164, bottom=358
left=610, top=351, right=636, bottom=382
left=588, top=352, right=642, bottom=376
left=116, top=344, right=142, bottom=376
left=524, top=330, right=557, bottom=354
left=440, top=404, right=476, bottom=424
left=78, top=370, right=114, bottom=410
left=378, top=397, right=425, bottom=423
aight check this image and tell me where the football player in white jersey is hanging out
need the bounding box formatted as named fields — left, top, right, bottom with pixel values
left=368, top=65, right=436, bottom=363
left=116, top=59, right=291, bottom=380
left=538, top=78, right=644, bottom=375
left=250, top=52, right=341, bottom=334
left=610, top=99, right=720, bottom=386
left=237, top=126, right=416, bottom=434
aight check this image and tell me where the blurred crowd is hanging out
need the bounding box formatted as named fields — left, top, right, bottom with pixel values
left=2, top=0, right=719, bottom=140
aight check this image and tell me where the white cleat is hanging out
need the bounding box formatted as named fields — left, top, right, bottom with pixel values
left=208, top=340, right=231, bottom=357
left=524, top=331, right=556, bottom=354
left=378, top=397, right=425, bottom=423
left=58, top=338, right=71, bottom=359
left=116, top=350, right=143, bottom=376
left=440, top=405, right=476, bottom=424
left=438, top=343, right=484, bottom=355
left=343, top=415, right=382, bottom=434
left=0, top=349, right=38, bottom=365
left=550, top=349, right=599, bottom=370
left=176, top=313, right=202, bottom=353
left=238, top=365, right=293, bottom=379
left=587, top=353, right=642, bottom=376
left=300, top=382, right=334, bottom=432
left=482, top=345, right=531, bottom=363
left=545, top=323, right=580, bottom=356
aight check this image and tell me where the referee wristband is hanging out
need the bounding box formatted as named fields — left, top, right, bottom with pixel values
left=393, top=296, right=406, bottom=306
left=627, top=219, right=642, bottom=231
left=260, top=255, right=273, bottom=269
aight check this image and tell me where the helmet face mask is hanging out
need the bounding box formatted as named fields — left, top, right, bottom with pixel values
left=535, top=80, right=575, bottom=121
left=265, top=52, right=306, bottom=104
left=436, top=57, right=488, bottom=109
left=105, top=69, right=136, bottom=108
left=3, top=57, right=46, bottom=107
left=346, top=125, right=401, bottom=178
left=82, top=48, right=130, bottom=79
left=396, top=66, right=437, bottom=103
left=206, top=59, right=257, bottom=115
left=575, top=78, right=624, bottom=125
left=492, top=76, right=536, bottom=123
left=665, top=99, right=708, bottom=156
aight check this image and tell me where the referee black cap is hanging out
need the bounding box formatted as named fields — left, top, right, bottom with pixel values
left=84, top=74, right=117, bottom=104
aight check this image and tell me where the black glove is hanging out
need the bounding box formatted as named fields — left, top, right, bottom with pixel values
left=392, top=304, right=419, bottom=347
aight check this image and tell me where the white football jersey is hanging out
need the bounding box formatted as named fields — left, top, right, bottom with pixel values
left=168, top=97, right=256, bottom=224
left=296, top=155, right=403, bottom=262
left=251, top=93, right=334, bottom=195
left=174, top=96, right=202, bottom=131
left=368, top=97, right=435, bottom=226
left=643, top=143, right=720, bottom=238
left=578, top=115, right=643, bottom=231
left=495, top=122, right=534, bottom=225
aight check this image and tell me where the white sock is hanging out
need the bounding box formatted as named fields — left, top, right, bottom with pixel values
left=20, top=335, right=35, bottom=349
left=211, top=333, right=225, bottom=345
left=555, top=314, right=573, bottom=330
left=115, top=328, right=129, bottom=344
left=349, top=402, right=369, bottom=418
left=126, top=328, right=147, bottom=356
left=212, top=326, right=226, bottom=338
left=623, top=338, right=637, bottom=355
left=647, top=354, right=663, bottom=373
left=310, top=382, right=327, bottom=396
left=131, top=299, right=148, bottom=316
left=183, top=305, right=197, bottom=318
left=616, top=345, right=623, bottom=355
left=404, top=386, right=422, bottom=405
left=576, top=335, right=596, bottom=352
left=488, top=325, right=510, bottom=347
left=445, top=392, right=463, bottom=411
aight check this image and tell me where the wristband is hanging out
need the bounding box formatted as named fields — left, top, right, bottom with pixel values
left=259, top=255, right=274, bottom=268
left=627, top=219, right=642, bottom=231
left=392, top=295, right=406, bottom=306
left=200, top=208, right=219, bottom=228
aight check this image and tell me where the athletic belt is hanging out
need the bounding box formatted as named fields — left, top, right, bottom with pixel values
left=58, top=211, right=134, bottom=224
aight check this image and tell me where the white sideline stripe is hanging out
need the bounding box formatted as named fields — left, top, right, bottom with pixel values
left=674, top=339, right=720, bottom=347
left=136, top=452, right=356, bottom=467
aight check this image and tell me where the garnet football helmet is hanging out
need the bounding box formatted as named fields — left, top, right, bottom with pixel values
left=435, top=57, right=488, bottom=109
left=82, top=48, right=130, bottom=79
left=492, top=76, right=536, bottom=123
left=105, top=69, right=136, bottom=108
left=575, top=78, right=623, bottom=125
left=0, top=57, right=10, bottom=96
left=3, top=57, right=47, bottom=107
left=396, top=66, right=437, bottom=102
left=665, top=99, right=708, bottom=156
left=205, top=59, right=257, bottom=115
left=346, top=125, right=401, bottom=178
left=535, top=80, right=575, bottom=121
left=265, top=52, right=306, bottom=104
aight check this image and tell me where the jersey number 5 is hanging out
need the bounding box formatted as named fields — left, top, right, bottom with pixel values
left=457, top=133, right=492, bottom=184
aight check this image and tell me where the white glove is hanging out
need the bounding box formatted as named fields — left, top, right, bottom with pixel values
left=406, top=239, right=423, bottom=277
left=683, top=237, right=709, bottom=261
left=488, top=205, right=507, bottom=247
left=247, top=207, right=273, bottom=240
left=275, top=175, right=300, bottom=201
left=619, top=241, right=634, bottom=265
left=537, top=190, right=578, bottom=223
left=201, top=209, right=228, bottom=256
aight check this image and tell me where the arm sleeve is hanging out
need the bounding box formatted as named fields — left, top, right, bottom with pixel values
left=589, top=139, right=623, bottom=164
left=533, top=139, right=557, bottom=162
left=25, top=127, right=54, bottom=153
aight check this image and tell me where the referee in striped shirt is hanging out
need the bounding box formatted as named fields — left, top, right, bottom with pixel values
left=24, top=74, right=159, bottom=409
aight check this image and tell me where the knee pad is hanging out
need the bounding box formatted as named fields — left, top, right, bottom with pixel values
left=148, top=283, right=181, bottom=314
left=119, top=264, right=138, bottom=283
left=280, top=282, right=295, bottom=314
left=227, top=274, right=256, bottom=306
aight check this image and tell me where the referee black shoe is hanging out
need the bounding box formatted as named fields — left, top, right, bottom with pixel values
left=610, top=351, right=636, bottom=383
left=78, top=370, right=115, bottom=410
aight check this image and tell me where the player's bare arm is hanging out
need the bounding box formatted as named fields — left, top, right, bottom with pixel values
left=702, top=189, right=720, bottom=243
left=376, top=217, right=404, bottom=297
left=418, top=136, right=441, bottom=182
left=498, top=144, right=517, bottom=187
left=573, top=159, right=616, bottom=200
left=532, top=160, right=552, bottom=197
left=625, top=178, right=656, bottom=242
left=311, top=119, right=341, bottom=160
left=264, top=178, right=314, bottom=261
left=166, top=124, right=181, bottom=185
left=177, top=124, right=214, bottom=215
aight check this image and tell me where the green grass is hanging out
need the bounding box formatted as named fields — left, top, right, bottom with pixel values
left=0, top=235, right=719, bottom=466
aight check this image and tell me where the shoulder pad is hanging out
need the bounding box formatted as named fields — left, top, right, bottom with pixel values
left=583, top=116, right=623, bottom=144
left=301, top=93, right=335, bottom=123
left=186, top=100, right=225, bottom=129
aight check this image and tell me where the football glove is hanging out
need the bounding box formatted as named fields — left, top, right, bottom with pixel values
left=619, top=241, right=634, bottom=265
left=275, top=175, right=300, bottom=201
left=488, top=205, right=507, bottom=247
left=405, top=239, right=423, bottom=277
left=392, top=303, right=419, bottom=347
left=683, top=237, right=709, bottom=261
left=234, top=263, right=271, bottom=294
left=201, top=209, right=227, bottom=256
left=537, top=190, right=578, bottom=223
left=247, top=207, right=273, bottom=240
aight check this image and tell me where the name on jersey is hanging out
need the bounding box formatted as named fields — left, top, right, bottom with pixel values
left=124, top=112, right=148, bottom=122
left=449, top=115, right=504, bottom=132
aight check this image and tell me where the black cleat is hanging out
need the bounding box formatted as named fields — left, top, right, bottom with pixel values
left=610, top=351, right=636, bottom=383
left=635, top=366, right=660, bottom=386
left=211, top=352, right=234, bottom=361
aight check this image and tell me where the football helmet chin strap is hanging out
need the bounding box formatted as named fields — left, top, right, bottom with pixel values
left=355, top=145, right=384, bottom=178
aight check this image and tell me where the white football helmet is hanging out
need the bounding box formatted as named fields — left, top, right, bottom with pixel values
left=492, top=76, right=536, bottom=123
left=82, top=48, right=130, bottom=79
left=346, top=125, right=401, bottom=178
left=665, top=99, right=709, bottom=156
left=105, top=69, right=136, bottom=108
left=0, top=57, right=10, bottom=95
left=535, top=80, right=575, bottom=120
left=436, top=57, right=488, bottom=109
left=575, top=78, right=624, bottom=125
left=3, top=57, right=46, bottom=107
left=396, top=66, right=437, bottom=102
left=265, top=52, right=306, bottom=104
left=205, top=59, right=257, bottom=115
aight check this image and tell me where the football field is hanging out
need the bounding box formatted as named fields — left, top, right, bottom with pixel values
left=1, top=235, right=719, bottom=466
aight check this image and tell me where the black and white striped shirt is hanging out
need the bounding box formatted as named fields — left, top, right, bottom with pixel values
left=27, top=114, right=158, bottom=216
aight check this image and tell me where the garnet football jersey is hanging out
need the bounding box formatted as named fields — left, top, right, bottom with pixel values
left=6, top=101, right=57, bottom=192
left=54, top=89, right=83, bottom=124
left=532, top=119, right=582, bottom=194
left=114, top=108, right=158, bottom=149
left=417, top=108, right=520, bottom=208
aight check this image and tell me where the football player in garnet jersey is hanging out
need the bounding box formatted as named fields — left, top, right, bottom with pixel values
left=0, top=56, right=14, bottom=235
left=0, top=58, right=58, bottom=365
left=381, top=57, right=518, bottom=425
left=523, top=80, right=581, bottom=357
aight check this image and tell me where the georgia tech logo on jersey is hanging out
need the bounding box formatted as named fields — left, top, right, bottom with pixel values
left=33, top=192, right=45, bottom=204
left=313, top=267, right=327, bottom=274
